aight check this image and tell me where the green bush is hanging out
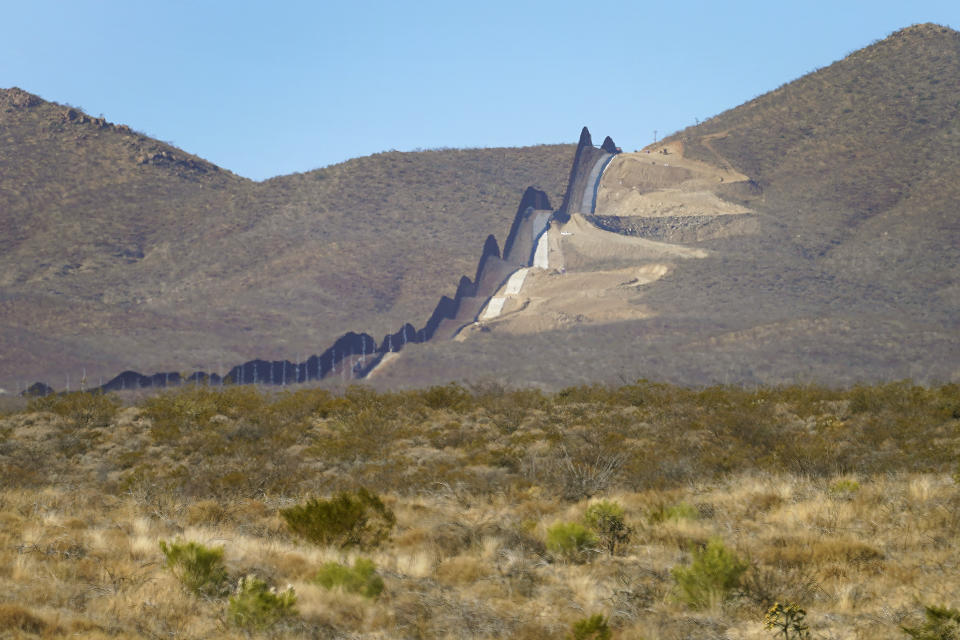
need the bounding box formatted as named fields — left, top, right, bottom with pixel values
left=764, top=602, right=810, bottom=639
left=228, top=575, right=297, bottom=630
left=902, top=605, right=960, bottom=640
left=583, top=500, right=632, bottom=555
left=142, top=385, right=268, bottom=442
left=648, top=501, right=698, bottom=524
left=568, top=614, right=612, bottom=640
left=546, top=522, right=597, bottom=562
left=672, top=538, right=748, bottom=609
left=313, top=557, right=384, bottom=598
left=419, top=383, right=474, bottom=412
left=159, top=539, right=229, bottom=597
left=828, top=478, right=861, bottom=497
left=28, top=390, right=119, bottom=429
left=280, top=488, right=396, bottom=549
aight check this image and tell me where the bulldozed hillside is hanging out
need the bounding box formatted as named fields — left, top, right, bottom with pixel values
left=373, top=24, right=960, bottom=388
left=0, top=88, right=572, bottom=387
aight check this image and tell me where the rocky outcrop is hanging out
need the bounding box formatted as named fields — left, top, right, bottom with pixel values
left=584, top=213, right=760, bottom=243
left=1, top=87, right=43, bottom=109
left=135, top=148, right=217, bottom=174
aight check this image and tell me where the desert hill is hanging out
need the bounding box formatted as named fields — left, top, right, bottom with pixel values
left=5, top=23, right=960, bottom=392
left=0, top=87, right=573, bottom=388
left=372, top=24, right=960, bottom=388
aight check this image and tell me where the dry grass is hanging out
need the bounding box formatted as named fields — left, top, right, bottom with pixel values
left=1, top=382, right=959, bottom=637
left=2, top=473, right=959, bottom=638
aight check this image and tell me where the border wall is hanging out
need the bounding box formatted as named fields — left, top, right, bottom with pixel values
left=27, top=128, right=619, bottom=394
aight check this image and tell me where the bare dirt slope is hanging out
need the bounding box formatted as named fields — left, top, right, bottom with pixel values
left=453, top=209, right=705, bottom=338
left=595, top=142, right=752, bottom=218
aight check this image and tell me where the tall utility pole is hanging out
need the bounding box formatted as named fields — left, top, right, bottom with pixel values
left=653, top=130, right=658, bottom=144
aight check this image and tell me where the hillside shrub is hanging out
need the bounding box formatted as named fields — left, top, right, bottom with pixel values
left=281, top=488, right=395, bottom=549
left=142, top=385, right=267, bottom=441
left=0, top=604, right=50, bottom=635
left=313, top=557, right=384, bottom=598
left=228, top=575, right=297, bottom=630
left=419, top=383, right=474, bottom=412
left=583, top=500, right=631, bottom=554
left=568, top=614, right=612, bottom=640
left=649, top=501, right=698, bottom=524
left=28, top=391, right=118, bottom=429
left=901, top=605, right=960, bottom=640
left=672, top=538, right=748, bottom=609
left=546, top=522, right=597, bottom=562
left=764, top=602, right=811, bottom=639
left=159, top=539, right=229, bottom=597
left=828, top=478, right=861, bottom=497
left=555, top=447, right=625, bottom=501
left=311, top=409, right=402, bottom=463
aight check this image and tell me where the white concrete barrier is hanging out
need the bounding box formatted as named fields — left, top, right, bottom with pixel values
left=504, top=267, right=530, bottom=295
left=533, top=230, right=549, bottom=269
left=480, top=297, right=507, bottom=320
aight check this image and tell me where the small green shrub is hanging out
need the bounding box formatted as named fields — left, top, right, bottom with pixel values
left=828, top=478, right=860, bottom=496
left=280, top=488, right=396, bottom=549
left=583, top=500, right=632, bottom=555
left=765, top=602, right=811, bottom=639
left=672, top=538, right=748, bottom=609
left=228, top=575, right=298, bottom=630
left=902, top=605, right=960, bottom=640
left=159, top=539, right=229, bottom=597
left=313, top=557, right=384, bottom=598
left=648, top=501, right=698, bottom=524
left=546, top=522, right=597, bottom=562
left=568, top=614, right=612, bottom=640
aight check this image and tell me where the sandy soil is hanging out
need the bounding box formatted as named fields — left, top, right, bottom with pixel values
left=595, top=141, right=754, bottom=217
left=457, top=263, right=666, bottom=336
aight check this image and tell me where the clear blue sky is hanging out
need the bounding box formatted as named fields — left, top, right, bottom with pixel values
left=4, top=0, right=957, bottom=181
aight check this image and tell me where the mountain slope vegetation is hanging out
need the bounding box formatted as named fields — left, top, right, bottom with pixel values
left=0, top=87, right=573, bottom=386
